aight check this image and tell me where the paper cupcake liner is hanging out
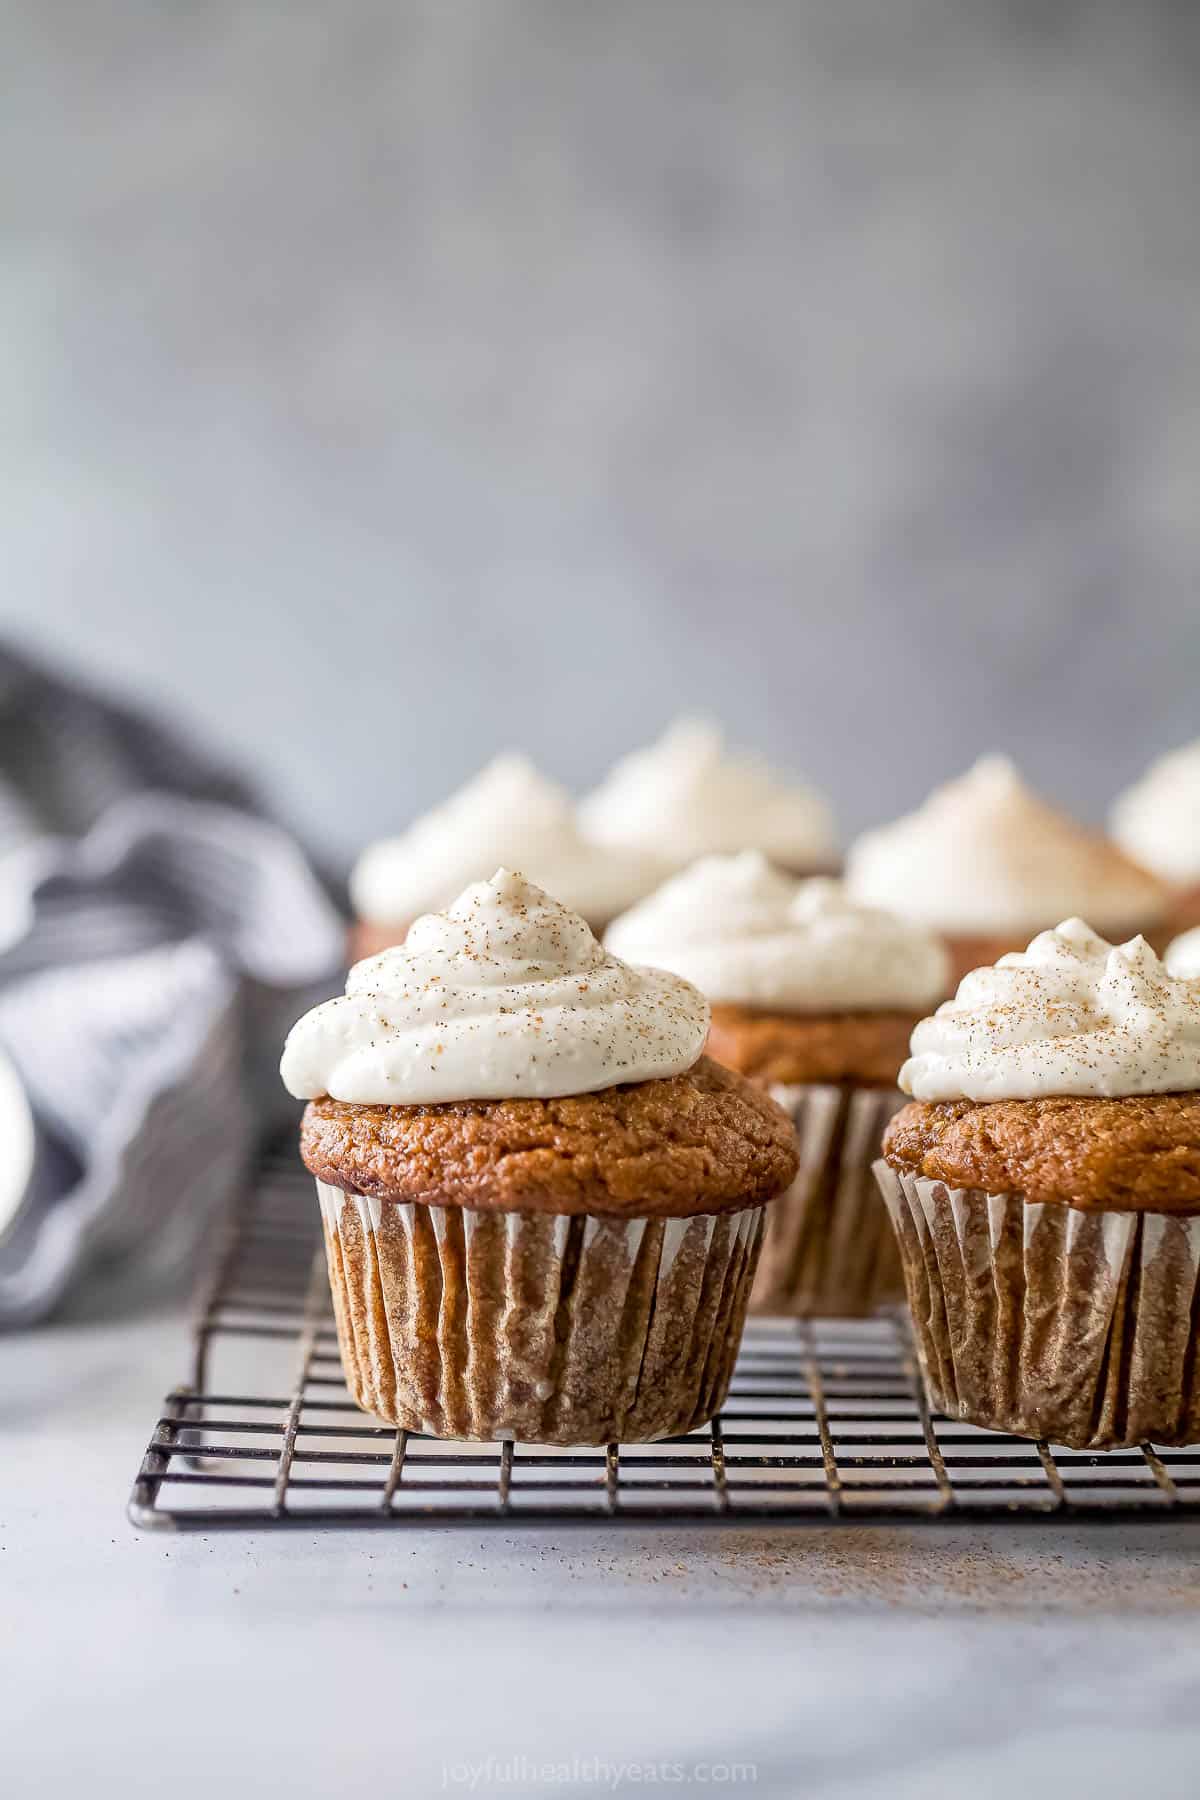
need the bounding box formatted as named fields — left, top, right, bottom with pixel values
left=316, top=1184, right=765, bottom=1445
left=874, top=1163, right=1200, bottom=1448
left=751, top=1085, right=905, bottom=1317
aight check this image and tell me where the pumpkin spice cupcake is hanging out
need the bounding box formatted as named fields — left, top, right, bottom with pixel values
left=606, top=854, right=948, bottom=1316
left=281, top=869, right=797, bottom=1445
left=1166, top=928, right=1200, bottom=979
left=1111, top=740, right=1200, bottom=933
left=349, top=753, right=662, bottom=959
left=847, top=755, right=1170, bottom=986
left=875, top=918, right=1200, bottom=1449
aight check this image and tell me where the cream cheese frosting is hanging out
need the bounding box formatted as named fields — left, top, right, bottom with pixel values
left=899, top=916, right=1200, bottom=1102
left=605, top=853, right=949, bottom=1012
left=846, top=755, right=1168, bottom=935
left=579, top=719, right=837, bottom=871
left=1111, top=742, right=1200, bottom=885
left=1165, top=927, right=1200, bottom=979
left=281, top=868, right=710, bottom=1105
left=349, top=754, right=662, bottom=931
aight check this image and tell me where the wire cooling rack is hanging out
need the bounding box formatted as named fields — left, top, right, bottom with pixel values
left=129, top=1151, right=1200, bottom=1528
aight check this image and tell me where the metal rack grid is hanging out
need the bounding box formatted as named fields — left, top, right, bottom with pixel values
left=129, top=1152, right=1200, bottom=1528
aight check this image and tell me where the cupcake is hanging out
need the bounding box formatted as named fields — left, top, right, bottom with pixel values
left=280, top=869, right=797, bottom=1444
left=579, top=718, right=837, bottom=877
left=875, top=918, right=1200, bottom=1449
left=349, top=753, right=662, bottom=959
left=846, top=755, right=1170, bottom=986
left=1111, top=741, right=1200, bottom=931
left=606, top=853, right=949, bottom=1316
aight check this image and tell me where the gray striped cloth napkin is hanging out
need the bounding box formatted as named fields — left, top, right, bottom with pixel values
left=0, top=648, right=346, bottom=1325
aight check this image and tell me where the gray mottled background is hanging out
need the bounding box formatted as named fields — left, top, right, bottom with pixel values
left=2, top=0, right=1198, bottom=862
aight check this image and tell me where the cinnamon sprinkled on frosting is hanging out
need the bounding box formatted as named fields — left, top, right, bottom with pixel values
left=281, top=869, right=709, bottom=1104
left=899, top=917, right=1200, bottom=1102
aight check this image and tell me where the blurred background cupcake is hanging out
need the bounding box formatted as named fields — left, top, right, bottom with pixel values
left=348, top=752, right=664, bottom=958
left=606, top=852, right=948, bottom=1316
left=580, top=718, right=838, bottom=879
left=1111, top=742, right=1200, bottom=934
left=846, top=755, right=1170, bottom=987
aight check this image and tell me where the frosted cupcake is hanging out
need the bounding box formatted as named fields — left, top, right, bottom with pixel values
left=580, top=718, right=837, bottom=877
left=606, top=854, right=949, bottom=1316
left=846, top=756, right=1169, bottom=987
left=876, top=919, right=1200, bottom=1448
left=349, top=754, right=662, bottom=957
left=1111, top=742, right=1200, bottom=931
left=281, top=870, right=797, bottom=1444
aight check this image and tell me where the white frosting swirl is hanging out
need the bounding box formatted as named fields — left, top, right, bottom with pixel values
left=1111, top=742, right=1200, bottom=885
left=899, top=917, right=1200, bottom=1102
left=579, top=719, right=836, bottom=870
left=281, top=868, right=709, bottom=1104
left=349, top=754, right=662, bottom=930
left=605, top=853, right=949, bottom=1012
left=846, top=755, right=1167, bottom=935
left=1165, top=927, right=1200, bottom=979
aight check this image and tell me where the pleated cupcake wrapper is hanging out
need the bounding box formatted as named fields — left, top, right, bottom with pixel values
left=874, top=1163, right=1200, bottom=1449
left=752, top=1084, right=906, bottom=1317
left=316, top=1184, right=766, bottom=1445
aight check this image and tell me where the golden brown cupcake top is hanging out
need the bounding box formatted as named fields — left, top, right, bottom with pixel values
left=707, top=1003, right=916, bottom=1088
left=301, top=1055, right=798, bottom=1219
left=883, top=1094, right=1200, bottom=1213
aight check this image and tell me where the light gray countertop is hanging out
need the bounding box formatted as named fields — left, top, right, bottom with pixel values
left=5, top=1293, right=1200, bottom=1799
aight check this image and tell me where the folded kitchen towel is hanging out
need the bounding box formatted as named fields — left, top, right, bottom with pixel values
left=0, top=648, right=346, bottom=1325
